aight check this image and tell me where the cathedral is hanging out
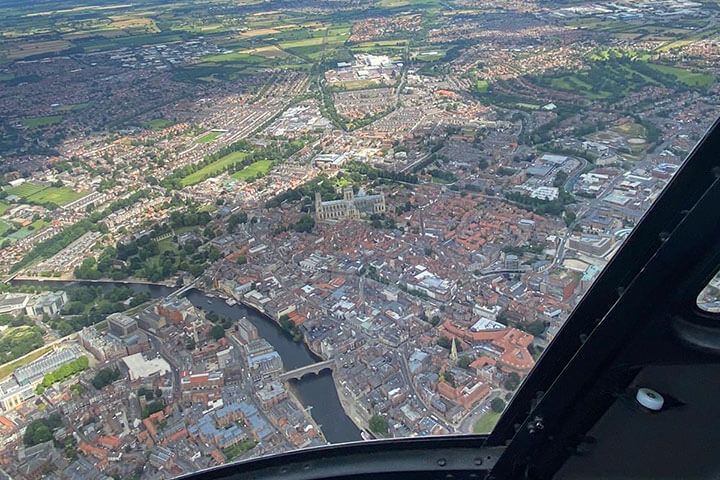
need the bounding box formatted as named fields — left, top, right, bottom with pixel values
left=315, top=186, right=386, bottom=221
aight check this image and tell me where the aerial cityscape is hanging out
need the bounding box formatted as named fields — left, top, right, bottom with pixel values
left=0, top=0, right=719, bottom=478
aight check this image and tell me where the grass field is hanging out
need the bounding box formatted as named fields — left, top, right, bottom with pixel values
left=473, top=411, right=501, bottom=434
left=108, top=16, right=159, bottom=32
left=278, top=28, right=350, bottom=51
left=57, top=102, right=92, bottom=112
left=232, top=159, right=273, bottom=181
left=544, top=58, right=714, bottom=100
left=0, top=201, right=10, bottom=215
left=202, top=51, right=272, bottom=64
left=333, top=79, right=384, bottom=90
left=0, top=345, right=53, bottom=380
left=354, top=39, right=408, bottom=48
left=144, top=118, right=174, bottom=130
left=197, top=131, right=222, bottom=143
left=22, top=115, right=63, bottom=128
left=181, top=151, right=248, bottom=187
left=550, top=76, right=609, bottom=99
left=6, top=39, right=72, bottom=59
left=28, top=187, right=84, bottom=205
left=0, top=219, right=12, bottom=237
left=612, top=122, right=646, bottom=138
left=5, top=182, right=85, bottom=206
left=646, top=63, right=714, bottom=87
left=475, top=79, right=489, bottom=93
left=245, top=46, right=290, bottom=58
left=5, top=219, right=50, bottom=242
left=240, top=27, right=281, bottom=37
left=5, top=182, right=46, bottom=198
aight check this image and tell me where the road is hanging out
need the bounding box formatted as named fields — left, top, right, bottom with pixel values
left=396, top=348, right=453, bottom=433
left=144, top=329, right=182, bottom=401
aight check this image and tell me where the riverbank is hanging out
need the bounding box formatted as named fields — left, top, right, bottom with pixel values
left=206, top=287, right=368, bottom=441
left=8, top=275, right=175, bottom=287
left=10, top=278, right=363, bottom=444
left=285, top=382, right=327, bottom=446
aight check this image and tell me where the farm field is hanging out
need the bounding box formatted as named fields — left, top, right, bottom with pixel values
left=232, top=160, right=273, bottom=181
left=181, top=151, right=248, bottom=186
left=5, top=39, right=72, bottom=60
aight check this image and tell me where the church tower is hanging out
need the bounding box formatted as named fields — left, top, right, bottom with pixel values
left=450, top=337, right=459, bottom=364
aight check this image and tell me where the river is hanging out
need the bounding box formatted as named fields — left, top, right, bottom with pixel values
left=12, top=279, right=362, bottom=444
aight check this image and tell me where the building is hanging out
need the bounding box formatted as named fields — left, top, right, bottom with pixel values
left=107, top=313, right=138, bottom=338
left=25, top=291, right=68, bottom=318
left=247, top=351, right=283, bottom=383
left=137, top=309, right=166, bottom=331
left=13, top=345, right=83, bottom=386
left=437, top=379, right=490, bottom=410
left=217, top=347, right=233, bottom=369
left=122, top=352, right=172, bottom=381
left=0, top=378, right=34, bottom=411
left=0, top=293, right=31, bottom=316
left=79, top=327, right=127, bottom=362
left=568, top=234, right=615, bottom=257
left=235, top=317, right=259, bottom=344
left=255, top=381, right=288, bottom=410
left=180, top=371, right=224, bottom=403
left=315, top=187, right=386, bottom=221
left=156, top=297, right=197, bottom=325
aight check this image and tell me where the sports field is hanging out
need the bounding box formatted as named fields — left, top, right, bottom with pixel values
left=4, top=182, right=85, bottom=206
left=232, top=160, right=273, bottom=181
left=22, top=115, right=63, bottom=128
left=473, top=411, right=500, bottom=433
left=181, top=151, right=248, bottom=186
left=143, top=118, right=174, bottom=130
left=197, top=131, right=222, bottom=143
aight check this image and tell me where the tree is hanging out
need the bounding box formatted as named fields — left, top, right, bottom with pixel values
left=437, top=336, right=452, bottom=349
left=23, top=414, right=62, bottom=446
left=458, top=354, right=474, bottom=369
left=369, top=414, right=389, bottom=436
left=441, top=370, right=456, bottom=387
left=293, top=214, right=315, bottom=233
left=211, top=324, right=225, bottom=341
left=490, top=398, right=507, bottom=413
left=525, top=320, right=546, bottom=337
left=142, top=400, right=165, bottom=419
left=503, top=372, right=522, bottom=391
left=92, top=367, right=121, bottom=390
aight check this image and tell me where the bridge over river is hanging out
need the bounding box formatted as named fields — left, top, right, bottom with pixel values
left=279, top=359, right=335, bottom=382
